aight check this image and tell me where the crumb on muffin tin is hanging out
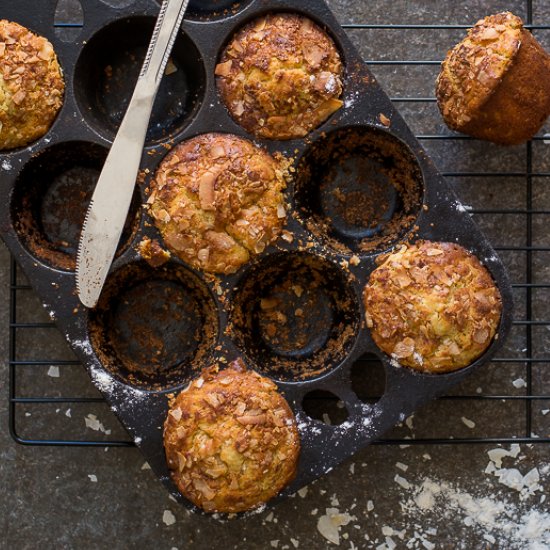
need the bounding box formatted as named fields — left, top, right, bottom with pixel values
left=148, top=133, right=288, bottom=274
left=163, top=359, right=300, bottom=513
left=216, top=13, right=344, bottom=140
left=364, top=241, right=503, bottom=374
left=0, top=20, right=64, bottom=150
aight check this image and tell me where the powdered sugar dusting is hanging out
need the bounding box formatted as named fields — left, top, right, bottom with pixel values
left=344, top=90, right=360, bottom=109
left=401, top=476, right=550, bottom=549
left=72, top=339, right=94, bottom=358
left=455, top=200, right=473, bottom=213
left=89, top=364, right=115, bottom=394
left=389, top=445, right=550, bottom=549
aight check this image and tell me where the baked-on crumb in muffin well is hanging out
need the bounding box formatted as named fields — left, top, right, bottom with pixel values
left=148, top=133, right=288, bottom=274
left=216, top=13, right=344, bottom=140
left=436, top=12, right=550, bottom=145
left=163, top=359, right=300, bottom=513
left=364, top=241, right=502, bottom=374
left=0, top=20, right=64, bottom=150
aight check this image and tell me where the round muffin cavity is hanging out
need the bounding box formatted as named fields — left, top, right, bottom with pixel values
left=364, top=241, right=502, bottom=373
left=164, top=359, right=300, bottom=513
left=436, top=12, right=550, bottom=145
left=216, top=13, right=344, bottom=140
left=149, top=133, right=288, bottom=274
left=0, top=20, right=64, bottom=150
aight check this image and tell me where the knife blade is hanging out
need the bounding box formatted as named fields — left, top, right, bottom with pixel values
left=76, top=0, right=190, bottom=308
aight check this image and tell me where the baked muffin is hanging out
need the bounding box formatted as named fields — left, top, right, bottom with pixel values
left=0, top=20, right=64, bottom=150
left=215, top=13, right=344, bottom=140
left=364, top=241, right=502, bottom=373
left=149, top=133, right=287, bottom=274
left=436, top=12, right=550, bottom=145
left=164, top=359, right=300, bottom=513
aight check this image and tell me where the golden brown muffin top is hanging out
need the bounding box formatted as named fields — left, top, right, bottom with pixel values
left=436, top=12, right=523, bottom=129
left=364, top=241, right=502, bottom=373
left=0, top=20, right=64, bottom=150
left=216, top=13, right=344, bottom=140
left=149, top=133, right=288, bottom=275
left=164, top=360, right=300, bottom=513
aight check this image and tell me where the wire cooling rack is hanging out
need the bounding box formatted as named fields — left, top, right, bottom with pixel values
left=8, top=0, right=550, bottom=448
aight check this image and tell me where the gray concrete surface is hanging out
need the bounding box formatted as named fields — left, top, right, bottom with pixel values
left=2, top=1, right=550, bottom=549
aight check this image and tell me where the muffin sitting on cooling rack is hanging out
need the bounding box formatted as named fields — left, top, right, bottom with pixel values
left=364, top=241, right=502, bottom=374
left=216, top=13, right=344, bottom=140
left=148, top=133, right=288, bottom=274
left=164, top=359, right=300, bottom=513
left=436, top=12, right=550, bottom=145
left=0, top=20, right=64, bottom=150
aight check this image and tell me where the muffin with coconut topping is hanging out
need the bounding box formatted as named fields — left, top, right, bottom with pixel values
left=164, top=359, right=300, bottom=513
left=0, top=20, right=65, bottom=150
left=364, top=241, right=502, bottom=373
left=149, top=133, right=288, bottom=274
left=216, top=13, right=344, bottom=140
left=436, top=12, right=550, bottom=145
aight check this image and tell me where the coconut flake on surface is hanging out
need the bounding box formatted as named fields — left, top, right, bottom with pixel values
left=84, top=413, right=106, bottom=433
left=487, top=444, right=521, bottom=468
left=461, top=417, right=476, bottom=429
left=88, top=474, right=97, bottom=483
left=47, top=366, right=60, bottom=378
left=317, top=508, right=355, bottom=545
left=162, top=510, right=176, bottom=526
left=394, top=475, right=411, bottom=490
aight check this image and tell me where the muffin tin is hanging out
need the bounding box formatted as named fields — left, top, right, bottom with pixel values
left=0, top=0, right=513, bottom=511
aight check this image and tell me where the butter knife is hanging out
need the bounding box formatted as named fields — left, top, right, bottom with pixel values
left=76, top=0, right=190, bottom=308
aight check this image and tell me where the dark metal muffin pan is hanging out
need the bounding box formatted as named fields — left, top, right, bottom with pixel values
left=0, top=0, right=513, bottom=511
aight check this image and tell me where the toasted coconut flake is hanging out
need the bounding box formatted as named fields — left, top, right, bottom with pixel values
left=474, top=328, right=489, bottom=344
left=237, top=413, right=267, bottom=425
left=393, top=338, right=415, bottom=359
left=215, top=60, right=233, bottom=77
left=199, top=172, right=216, bottom=211
left=12, top=89, right=26, bottom=105
left=169, top=408, right=182, bottom=421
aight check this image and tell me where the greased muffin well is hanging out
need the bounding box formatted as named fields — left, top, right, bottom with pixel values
left=364, top=241, right=502, bottom=374
left=148, top=133, right=288, bottom=274
left=0, top=20, right=64, bottom=150
left=164, top=359, right=300, bottom=513
left=215, top=13, right=344, bottom=140
left=436, top=12, right=550, bottom=145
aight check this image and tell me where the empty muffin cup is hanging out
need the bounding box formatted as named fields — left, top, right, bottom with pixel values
left=74, top=16, right=205, bottom=145
left=11, top=141, right=141, bottom=271
left=230, top=253, right=360, bottom=381
left=155, top=0, right=253, bottom=20
left=88, top=262, right=219, bottom=390
left=295, top=126, right=424, bottom=255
